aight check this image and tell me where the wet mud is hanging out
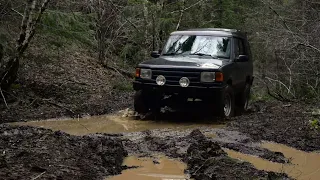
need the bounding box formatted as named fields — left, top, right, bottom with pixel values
left=107, top=156, right=187, bottom=180
left=121, top=129, right=291, bottom=179
left=229, top=101, right=320, bottom=152
left=227, top=142, right=320, bottom=180
left=121, top=127, right=289, bottom=164
left=3, top=100, right=320, bottom=179
left=0, top=124, right=127, bottom=180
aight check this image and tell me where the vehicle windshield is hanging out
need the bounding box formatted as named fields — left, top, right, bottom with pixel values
left=162, top=35, right=231, bottom=59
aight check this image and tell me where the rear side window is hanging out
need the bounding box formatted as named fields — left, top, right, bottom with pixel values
left=234, top=38, right=246, bottom=56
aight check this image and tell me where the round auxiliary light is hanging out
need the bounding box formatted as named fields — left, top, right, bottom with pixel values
left=156, top=75, right=166, bottom=86
left=179, top=77, right=190, bottom=87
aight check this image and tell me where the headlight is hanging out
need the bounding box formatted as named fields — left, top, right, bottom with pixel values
left=201, top=72, right=216, bottom=82
left=140, top=69, right=152, bottom=79
left=156, top=75, right=166, bottom=86
left=179, top=77, right=190, bottom=87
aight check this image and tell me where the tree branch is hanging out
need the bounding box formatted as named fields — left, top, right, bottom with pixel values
left=11, top=8, right=23, bottom=17
left=176, top=0, right=185, bottom=30
left=170, top=0, right=206, bottom=14
left=105, top=65, right=134, bottom=78
left=17, top=0, right=35, bottom=50
left=0, top=87, right=8, bottom=109
left=297, top=43, right=320, bottom=53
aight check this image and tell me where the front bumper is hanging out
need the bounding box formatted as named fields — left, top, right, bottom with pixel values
left=133, top=81, right=224, bottom=99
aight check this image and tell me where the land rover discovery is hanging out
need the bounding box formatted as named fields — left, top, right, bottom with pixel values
left=133, top=28, right=254, bottom=118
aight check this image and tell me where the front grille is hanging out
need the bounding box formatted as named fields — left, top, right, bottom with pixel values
left=152, top=69, right=201, bottom=86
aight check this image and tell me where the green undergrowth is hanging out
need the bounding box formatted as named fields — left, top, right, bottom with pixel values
left=39, top=10, right=96, bottom=47
left=310, top=119, right=319, bottom=130
left=310, top=109, right=320, bottom=130
left=250, top=91, right=274, bottom=102
left=112, top=79, right=134, bottom=92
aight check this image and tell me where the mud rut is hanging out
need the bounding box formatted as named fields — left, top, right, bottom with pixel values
left=1, top=101, right=319, bottom=180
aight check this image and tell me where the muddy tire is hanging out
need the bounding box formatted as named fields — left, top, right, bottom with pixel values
left=236, top=83, right=251, bottom=114
left=134, top=90, right=161, bottom=114
left=217, top=85, right=235, bottom=119
left=134, top=90, right=149, bottom=114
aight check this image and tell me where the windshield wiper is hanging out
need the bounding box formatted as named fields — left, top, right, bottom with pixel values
left=190, top=53, right=218, bottom=58
left=162, top=52, right=185, bottom=56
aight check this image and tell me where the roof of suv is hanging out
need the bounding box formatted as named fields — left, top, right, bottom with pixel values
left=170, top=28, right=247, bottom=38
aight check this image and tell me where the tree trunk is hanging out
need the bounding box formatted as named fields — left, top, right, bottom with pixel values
left=0, top=44, right=3, bottom=67
left=143, top=0, right=149, bottom=60
left=0, top=0, right=50, bottom=90
left=98, top=27, right=107, bottom=66
left=97, top=0, right=107, bottom=66
left=0, top=57, right=19, bottom=90
left=217, top=0, right=223, bottom=27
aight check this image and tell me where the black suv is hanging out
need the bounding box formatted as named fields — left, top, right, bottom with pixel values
left=133, top=28, right=254, bottom=118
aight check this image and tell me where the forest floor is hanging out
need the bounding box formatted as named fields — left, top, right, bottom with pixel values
left=0, top=43, right=134, bottom=123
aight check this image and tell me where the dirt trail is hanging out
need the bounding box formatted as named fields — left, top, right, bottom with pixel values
left=2, top=100, right=320, bottom=180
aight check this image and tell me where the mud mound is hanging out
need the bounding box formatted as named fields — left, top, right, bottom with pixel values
left=229, top=101, right=320, bottom=152
left=123, top=129, right=291, bottom=179
left=221, top=143, right=289, bottom=163
left=186, top=156, right=290, bottom=180
left=185, top=135, right=291, bottom=180
left=0, top=125, right=127, bottom=180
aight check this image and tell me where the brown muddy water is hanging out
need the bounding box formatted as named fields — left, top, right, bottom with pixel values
left=12, top=113, right=225, bottom=136
left=11, top=113, right=320, bottom=180
left=107, top=156, right=188, bottom=180
left=226, top=142, right=320, bottom=180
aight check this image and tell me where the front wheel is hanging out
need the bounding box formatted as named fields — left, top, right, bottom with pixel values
left=217, top=85, right=235, bottom=119
left=134, top=90, right=162, bottom=114
left=134, top=90, right=149, bottom=114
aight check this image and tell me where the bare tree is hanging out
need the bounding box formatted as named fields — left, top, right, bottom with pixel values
left=250, top=0, right=320, bottom=101
left=0, top=0, right=51, bottom=91
left=90, top=0, right=121, bottom=66
left=0, top=44, right=3, bottom=66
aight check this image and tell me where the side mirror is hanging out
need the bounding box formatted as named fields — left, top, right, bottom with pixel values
left=236, top=55, right=248, bottom=62
left=151, top=50, right=161, bottom=58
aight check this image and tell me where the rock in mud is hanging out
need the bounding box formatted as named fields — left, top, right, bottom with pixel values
left=0, top=125, right=127, bottom=180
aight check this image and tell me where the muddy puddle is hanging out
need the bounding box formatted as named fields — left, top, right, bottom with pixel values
left=11, top=113, right=225, bottom=136
left=107, top=156, right=188, bottom=180
left=9, top=108, right=320, bottom=180
left=226, top=141, right=320, bottom=180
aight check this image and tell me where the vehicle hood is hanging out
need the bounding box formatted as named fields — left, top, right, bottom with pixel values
left=139, top=56, right=225, bottom=69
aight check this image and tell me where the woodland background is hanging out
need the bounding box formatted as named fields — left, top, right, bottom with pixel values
left=0, top=0, right=319, bottom=121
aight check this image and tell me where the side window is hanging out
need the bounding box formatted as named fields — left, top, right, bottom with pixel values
left=234, top=38, right=246, bottom=56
